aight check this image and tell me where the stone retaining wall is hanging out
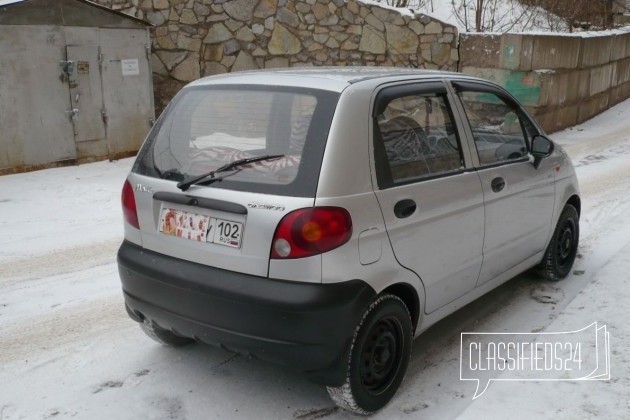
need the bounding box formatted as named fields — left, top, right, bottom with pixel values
left=94, top=0, right=458, bottom=113
left=97, top=1, right=630, bottom=134
left=460, top=30, right=630, bottom=133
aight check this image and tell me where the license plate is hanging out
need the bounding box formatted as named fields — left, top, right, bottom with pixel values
left=159, top=208, right=243, bottom=248
left=207, top=218, right=243, bottom=248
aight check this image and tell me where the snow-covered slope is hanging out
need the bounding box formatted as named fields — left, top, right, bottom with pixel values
left=362, top=0, right=568, bottom=33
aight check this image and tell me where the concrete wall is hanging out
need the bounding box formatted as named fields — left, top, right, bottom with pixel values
left=94, top=0, right=459, bottom=113
left=460, top=30, right=630, bottom=133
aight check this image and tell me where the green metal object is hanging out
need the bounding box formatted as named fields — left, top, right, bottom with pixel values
left=462, top=67, right=542, bottom=106
left=505, top=71, right=541, bottom=106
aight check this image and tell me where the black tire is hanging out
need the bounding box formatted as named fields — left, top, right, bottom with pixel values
left=327, top=294, right=413, bottom=415
left=536, top=204, right=579, bottom=281
left=140, top=320, right=195, bottom=347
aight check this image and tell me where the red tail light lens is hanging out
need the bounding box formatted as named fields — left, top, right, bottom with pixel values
left=271, top=207, right=352, bottom=259
left=121, top=180, right=140, bottom=229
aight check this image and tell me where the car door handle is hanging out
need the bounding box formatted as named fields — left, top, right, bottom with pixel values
left=491, top=177, right=506, bottom=193
left=394, top=199, right=417, bottom=219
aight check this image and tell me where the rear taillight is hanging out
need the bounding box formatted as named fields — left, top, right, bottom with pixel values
left=271, top=207, right=352, bottom=259
left=121, top=180, right=140, bottom=229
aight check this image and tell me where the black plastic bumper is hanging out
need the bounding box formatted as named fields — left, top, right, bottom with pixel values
left=117, top=241, right=375, bottom=386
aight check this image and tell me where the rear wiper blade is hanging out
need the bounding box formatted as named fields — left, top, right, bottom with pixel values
left=176, top=154, right=285, bottom=191
left=192, top=170, right=242, bottom=188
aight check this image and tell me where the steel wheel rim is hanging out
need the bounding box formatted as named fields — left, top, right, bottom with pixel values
left=556, top=221, right=575, bottom=267
left=360, top=317, right=404, bottom=394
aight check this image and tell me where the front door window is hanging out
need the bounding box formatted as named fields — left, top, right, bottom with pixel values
left=457, top=91, right=533, bottom=165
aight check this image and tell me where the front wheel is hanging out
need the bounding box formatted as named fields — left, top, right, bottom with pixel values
left=327, top=294, right=412, bottom=415
left=536, top=204, right=579, bottom=281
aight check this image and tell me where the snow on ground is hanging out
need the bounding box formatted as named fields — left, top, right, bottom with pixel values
left=456, top=104, right=630, bottom=418
left=0, top=159, right=128, bottom=264
left=361, top=0, right=568, bottom=33
left=1, top=100, right=630, bottom=419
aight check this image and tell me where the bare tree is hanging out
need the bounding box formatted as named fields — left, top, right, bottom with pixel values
left=382, top=0, right=608, bottom=33
left=450, top=0, right=544, bottom=32
left=378, top=0, right=427, bottom=8
left=521, top=0, right=612, bottom=31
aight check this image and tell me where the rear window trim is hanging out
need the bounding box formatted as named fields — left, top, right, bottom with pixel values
left=133, top=84, right=340, bottom=198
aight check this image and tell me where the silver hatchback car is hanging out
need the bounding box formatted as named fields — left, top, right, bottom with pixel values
left=118, top=67, right=580, bottom=414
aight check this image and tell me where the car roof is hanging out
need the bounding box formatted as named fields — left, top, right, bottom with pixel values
left=188, top=66, right=473, bottom=92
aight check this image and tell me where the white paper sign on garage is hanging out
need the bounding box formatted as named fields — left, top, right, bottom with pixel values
left=121, top=59, right=140, bottom=76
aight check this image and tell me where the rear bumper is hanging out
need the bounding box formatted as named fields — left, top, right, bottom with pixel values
left=117, top=241, right=375, bottom=386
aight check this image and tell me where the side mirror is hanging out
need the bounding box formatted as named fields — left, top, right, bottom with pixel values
left=531, top=135, right=554, bottom=169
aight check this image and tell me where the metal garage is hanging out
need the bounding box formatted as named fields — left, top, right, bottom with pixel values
left=0, top=0, right=154, bottom=174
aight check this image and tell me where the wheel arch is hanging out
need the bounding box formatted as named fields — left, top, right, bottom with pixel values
left=566, top=194, right=581, bottom=218
left=381, top=282, right=420, bottom=334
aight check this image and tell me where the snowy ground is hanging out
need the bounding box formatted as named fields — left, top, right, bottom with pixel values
left=362, top=0, right=568, bottom=33
left=1, top=99, right=630, bottom=419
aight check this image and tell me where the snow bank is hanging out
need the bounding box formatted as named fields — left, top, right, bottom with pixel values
left=360, top=0, right=630, bottom=34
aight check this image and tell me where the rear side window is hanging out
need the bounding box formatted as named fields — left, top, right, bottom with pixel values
left=457, top=91, right=532, bottom=165
left=374, top=89, right=464, bottom=188
left=133, top=85, right=339, bottom=197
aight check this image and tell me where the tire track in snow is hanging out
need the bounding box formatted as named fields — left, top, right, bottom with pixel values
left=557, top=129, right=630, bottom=247
left=0, top=238, right=120, bottom=285
left=0, top=262, right=121, bottom=328
left=578, top=157, right=630, bottom=201
left=555, top=114, right=630, bottom=163
left=0, top=295, right=129, bottom=366
left=0, top=239, right=128, bottom=366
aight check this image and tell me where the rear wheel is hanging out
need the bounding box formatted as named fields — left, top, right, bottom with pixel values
left=140, top=320, right=195, bottom=347
left=327, top=294, right=412, bottom=415
left=536, top=204, right=579, bottom=281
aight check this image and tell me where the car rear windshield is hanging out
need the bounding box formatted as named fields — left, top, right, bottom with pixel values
left=133, top=85, right=340, bottom=197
